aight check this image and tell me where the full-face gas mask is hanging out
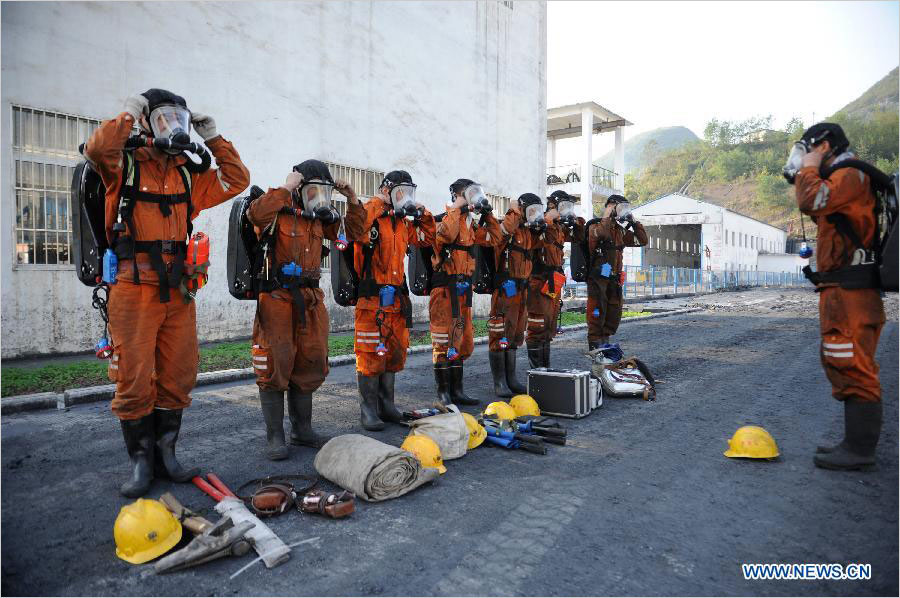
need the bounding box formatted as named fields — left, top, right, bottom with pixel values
left=383, top=170, right=421, bottom=218
left=782, top=141, right=809, bottom=184
left=298, top=180, right=334, bottom=212
left=783, top=123, right=850, bottom=184
left=142, top=89, right=192, bottom=155
left=292, top=160, right=339, bottom=222
left=518, top=193, right=546, bottom=232
left=464, top=184, right=492, bottom=214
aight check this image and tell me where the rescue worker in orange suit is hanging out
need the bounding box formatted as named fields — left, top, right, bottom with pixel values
left=85, top=89, right=250, bottom=497
left=788, top=123, right=886, bottom=471
left=350, top=171, right=436, bottom=430
left=585, top=195, right=648, bottom=350
left=526, top=190, right=585, bottom=368
left=488, top=193, right=546, bottom=397
left=246, top=161, right=366, bottom=459
left=430, top=179, right=503, bottom=405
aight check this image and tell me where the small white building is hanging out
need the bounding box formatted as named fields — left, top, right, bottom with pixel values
left=622, top=193, right=790, bottom=273
left=545, top=101, right=631, bottom=220
left=1, top=0, right=548, bottom=358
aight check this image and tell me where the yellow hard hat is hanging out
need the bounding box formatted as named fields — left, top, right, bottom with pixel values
left=509, top=394, right=540, bottom=418
left=401, top=435, right=447, bottom=474
left=483, top=401, right=516, bottom=421
left=114, top=499, right=183, bottom=564
left=724, top=426, right=780, bottom=459
left=461, top=412, right=486, bottom=449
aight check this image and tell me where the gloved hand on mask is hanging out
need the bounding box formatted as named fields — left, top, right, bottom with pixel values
left=191, top=113, right=218, bottom=141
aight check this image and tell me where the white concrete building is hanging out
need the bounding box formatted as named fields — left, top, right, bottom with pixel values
left=545, top=101, right=630, bottom=220
left=1, top=0, right=547, bottom=358
left=622, top=193, right=789, bottom=272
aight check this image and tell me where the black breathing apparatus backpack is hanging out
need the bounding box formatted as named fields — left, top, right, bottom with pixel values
left=227, top=186, right=332, bottom=301
left=803, top=160, right=898, bottom=292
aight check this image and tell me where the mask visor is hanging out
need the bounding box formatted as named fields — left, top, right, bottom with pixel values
left=557, top=200, right=575, bottom=218
left=300, top=181, right=334, bottom=211
left=463, top=184, right=487, bottom=207
left=390, top=184, right=417, bottom=210
left=525, top=203, right=544, bottom=224
left=148, top=105, right=191, bottom=143
left=615, top=202, right=633, bottom=221
left=782, top=142, right=808, bottom=183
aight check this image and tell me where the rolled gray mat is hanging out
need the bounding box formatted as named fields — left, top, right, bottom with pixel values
left=314, top=434, right=439, bottom=502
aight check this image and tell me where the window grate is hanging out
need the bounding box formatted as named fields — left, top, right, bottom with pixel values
left=11, top=105, right=101, bottom=265
left=487, top=192, right=510, bottom=216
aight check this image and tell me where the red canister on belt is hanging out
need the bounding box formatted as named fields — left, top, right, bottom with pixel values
left=184, top=232, right=210, bottom=294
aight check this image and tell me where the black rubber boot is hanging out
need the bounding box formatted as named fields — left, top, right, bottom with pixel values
left=287, top=387, right=330, bottom=449
left=542, top=342, right=552, bottom=367
left=489, top=350, right=513, bottom=398
left=357, top=374, right=386, bottom=431
left=259, top=389, right=288, bottom=460
left=449, top=362, right=480, bottom=406
left=120, top=414, right=155, bottom=498
left=152, top=409, right=199, bottom=482
left=505, top=348, right=527, bottom=395
left=434, top=363, right=453, bottom=405
left=527, top=344, right=543, bottom=369
left=378, top=372, right=404, bottom=424
left=813, top=399, right=881, bottom=471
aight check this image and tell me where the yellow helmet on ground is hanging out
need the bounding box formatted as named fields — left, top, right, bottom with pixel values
left=401, top=435, right=447, bottom=474
left=461, top=412, right=487, bottom=449
left=483, top=401, right=516, bottom=421
left=510, top=394, right=540, bottom=418
left=724, top=426, right=780, bottom=459
left=114, top=498, right=183, bottom=564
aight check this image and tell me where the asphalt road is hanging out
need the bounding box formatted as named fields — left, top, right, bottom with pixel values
left=2, top=287, right=897, bottom=597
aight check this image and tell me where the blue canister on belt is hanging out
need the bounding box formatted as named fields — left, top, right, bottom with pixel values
left=281, top=261, right=302, bottom=286
left=379, top=285, right=396, bottom=307
left=456, top=281, right=471, bottom=296
left=501, top=279, right=517, bottom=297
left=600, top=263, right=612, bottom=278
left=592, top=308, right=600, bottom=317
left=102, top=249, right=118, bottom=284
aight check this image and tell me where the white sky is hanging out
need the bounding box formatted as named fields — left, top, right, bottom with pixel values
left=547, top=0, right=900, bottom=161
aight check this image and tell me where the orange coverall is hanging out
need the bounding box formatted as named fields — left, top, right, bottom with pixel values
left=429, top=208, right=502, bottom=362
left=585, top=218, right=648, bottom=341
left=795, top=163, right=886, bottom=403
left=488, top=208, right=544, bottom=351
left=350, top=198, right=435, bottom=376
left=247, top=188, right=366, bottom=392
left=526, top=214, right=584, bottom=345
left=85, top=111, right=250, bottom=420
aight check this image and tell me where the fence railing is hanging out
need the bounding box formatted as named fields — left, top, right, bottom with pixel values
left=564, top=266, right=805, bottom=299
left=592, top=164, right=616, bottom=189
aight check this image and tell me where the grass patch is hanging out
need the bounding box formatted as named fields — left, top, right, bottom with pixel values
left=1, top=310, right=647, bottom=396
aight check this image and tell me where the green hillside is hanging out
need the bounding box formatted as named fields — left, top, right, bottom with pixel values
left=595, top=126, right=699, bottom=175
left=837, top=67, right=899, bottom=120
left=623, top=68, right=900, bottom=235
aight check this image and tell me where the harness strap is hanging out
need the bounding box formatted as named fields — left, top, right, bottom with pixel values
left=802, top=263, right=879, bottom=290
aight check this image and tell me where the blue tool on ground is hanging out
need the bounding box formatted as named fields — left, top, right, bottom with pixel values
left=483, top=423, right=546, bottom=454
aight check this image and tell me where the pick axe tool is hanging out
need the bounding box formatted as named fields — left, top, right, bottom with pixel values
left=193, top=473, right=291, bottom=568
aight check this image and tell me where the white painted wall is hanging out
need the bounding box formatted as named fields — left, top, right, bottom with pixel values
left=758, top=253, right=805, bottom=274
left=622, top=193, right=787, bottom=272
left=1, top=0, right=548, bottom=358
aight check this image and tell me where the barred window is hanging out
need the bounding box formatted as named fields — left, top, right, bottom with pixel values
left=12, top=106, right=101, bottom=265
left=321, top=162, right=384, bottom=270
left=487, top=193, right=510, bottom=215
